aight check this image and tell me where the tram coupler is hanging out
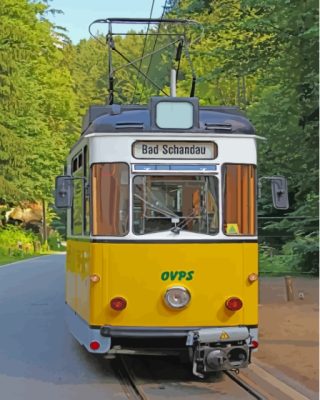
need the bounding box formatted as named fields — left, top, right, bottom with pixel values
left=186, top=330, right=250, bottom=378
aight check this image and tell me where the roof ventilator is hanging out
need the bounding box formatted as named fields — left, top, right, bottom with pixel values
left=115, top=122, right=144, bottom=130
left=205, top=123, right=232, bottom=133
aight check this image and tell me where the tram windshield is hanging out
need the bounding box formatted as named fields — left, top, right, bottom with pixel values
left=133, top=175, right=219, bottom=235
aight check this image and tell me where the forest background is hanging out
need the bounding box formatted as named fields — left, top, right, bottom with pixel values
left=0, top=0, right=318, bottom=274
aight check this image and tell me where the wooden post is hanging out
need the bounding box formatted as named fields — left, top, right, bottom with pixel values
left=42, top=199, right=48, bottom=250
left=285, top=276, right=294, bottom=301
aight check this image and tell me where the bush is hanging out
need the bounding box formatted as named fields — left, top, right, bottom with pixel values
left=282, top=233, right=319, bottom=275
left=48, top=230, right=65, bottom=251
left=259, top=249, right=293, bottom=275
left=259, top=232, right=319, bottom=276
left=0, top=225, right=39, bottom=256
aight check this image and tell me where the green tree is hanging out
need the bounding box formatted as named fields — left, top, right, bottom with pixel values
left=0, top=0, right=78, bottom=203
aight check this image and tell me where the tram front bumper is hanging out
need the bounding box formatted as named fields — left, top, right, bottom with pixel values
left=100, top=325, right=250, bottom=341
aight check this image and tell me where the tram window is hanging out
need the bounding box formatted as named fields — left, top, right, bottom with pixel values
left=156, top=102, right=193, bottom=129
left=83, top=146, right=90, bottom=235
left=223, top=164, right=256, bottom=236
left=72, top=154, right=84, bottom=236
left=133, top=175, right=219, bottom=236
left=92, top=163, right=129, bottom=236
left=72, top=158, right=77, bottom=173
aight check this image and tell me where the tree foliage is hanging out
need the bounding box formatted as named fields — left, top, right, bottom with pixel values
left=0, top=0, right=78, bottom=202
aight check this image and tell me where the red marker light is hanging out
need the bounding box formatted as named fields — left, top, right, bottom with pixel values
left=251, top=340, right=259, bottom=349
left=89, top=341, right=100, bottom=351
left=110, top=297, right=127, bottom=311
left=225, top=297, right=243, bottom=311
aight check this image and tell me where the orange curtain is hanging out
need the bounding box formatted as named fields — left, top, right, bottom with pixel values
left=224, top=164, right=256, bottom=235
left=92, top=163, right=129, bottom=236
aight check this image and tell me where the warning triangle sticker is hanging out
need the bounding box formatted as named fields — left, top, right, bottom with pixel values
left=220, top=331, right=230, bottom=340
left=226, top=224, right=239, bottom=234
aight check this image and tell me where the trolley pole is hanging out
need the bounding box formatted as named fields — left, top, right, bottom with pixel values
left=170, top=69, right=176, bottom=97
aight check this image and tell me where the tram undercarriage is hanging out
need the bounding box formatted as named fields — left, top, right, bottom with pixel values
left=102, top=326, right=254, bottom=378
left=66, top=303, right=257, bottom=378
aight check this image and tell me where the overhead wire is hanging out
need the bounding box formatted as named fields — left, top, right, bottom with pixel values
left=138, top=0, right=169, bottom=102
left=131, top=0, right=156, bottom=103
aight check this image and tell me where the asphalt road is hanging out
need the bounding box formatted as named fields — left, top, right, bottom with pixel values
left=0, top=255, right=126, bottom=400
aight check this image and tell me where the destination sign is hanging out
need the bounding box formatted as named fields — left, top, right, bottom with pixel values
left=133, top=141, right=217, bottom=160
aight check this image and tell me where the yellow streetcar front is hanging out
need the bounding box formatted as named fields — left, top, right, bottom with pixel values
left=57, top=97, right=261, bottom=377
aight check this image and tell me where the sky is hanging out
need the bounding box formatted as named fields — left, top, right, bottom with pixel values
left=49, top=0, right=165, bottom=43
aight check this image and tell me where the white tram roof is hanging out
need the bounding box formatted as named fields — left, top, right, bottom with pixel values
left=82, top=97, right=255, bottom=136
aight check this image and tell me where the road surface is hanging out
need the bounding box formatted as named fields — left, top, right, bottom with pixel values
left=0, top=255, right=126, bottom=400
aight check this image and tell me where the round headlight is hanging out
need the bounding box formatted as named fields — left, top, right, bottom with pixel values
left=164, top=286, right=191, bottom=309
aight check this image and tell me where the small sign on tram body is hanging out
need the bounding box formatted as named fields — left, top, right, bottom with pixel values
left=133, top=141, right=217, bottom=160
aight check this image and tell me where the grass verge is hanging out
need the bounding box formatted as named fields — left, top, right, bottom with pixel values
left=0, top=253, right=45, bottom=266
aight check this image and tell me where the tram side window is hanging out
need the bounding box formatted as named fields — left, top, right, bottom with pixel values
left=83, top=146, right=90, bottom=235
left=223, top=164, right=256, bottom=236
left=72, top=153, right=84, bottom=236
left=92, top=163, right=129, bottom=236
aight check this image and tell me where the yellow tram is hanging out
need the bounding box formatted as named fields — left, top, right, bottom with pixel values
left=55, top=18, right=288, bottom=378
left=56, top=96, right=262, bottom=377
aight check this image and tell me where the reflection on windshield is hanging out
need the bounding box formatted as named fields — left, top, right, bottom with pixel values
left=133, top=175, right=219, bottom=235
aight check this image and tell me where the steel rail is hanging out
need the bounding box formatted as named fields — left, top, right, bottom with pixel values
left=224, top=370, right=267, bottom=400
left=113, top=355, right=148, bottom=400
left=113, top=354, right=268, bottom=399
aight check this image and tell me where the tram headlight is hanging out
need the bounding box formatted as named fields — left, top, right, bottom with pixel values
left=164, top=286, right=191, bottom=309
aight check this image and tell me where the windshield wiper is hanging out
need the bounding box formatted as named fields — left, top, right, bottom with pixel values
left=134, top=193, right=179, bottom=220
left=167, top=210, right=199, bottom=234
left=179, top=209, right=201, bottom=228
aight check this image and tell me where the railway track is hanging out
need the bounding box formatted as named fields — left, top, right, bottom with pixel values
left=112, top=355, right=267, bottom=400
left=224, top=370, right=266, bottom=400
left=113, top=355, right=314, bottom=400
left=113, top=355, right=148, bottom=400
